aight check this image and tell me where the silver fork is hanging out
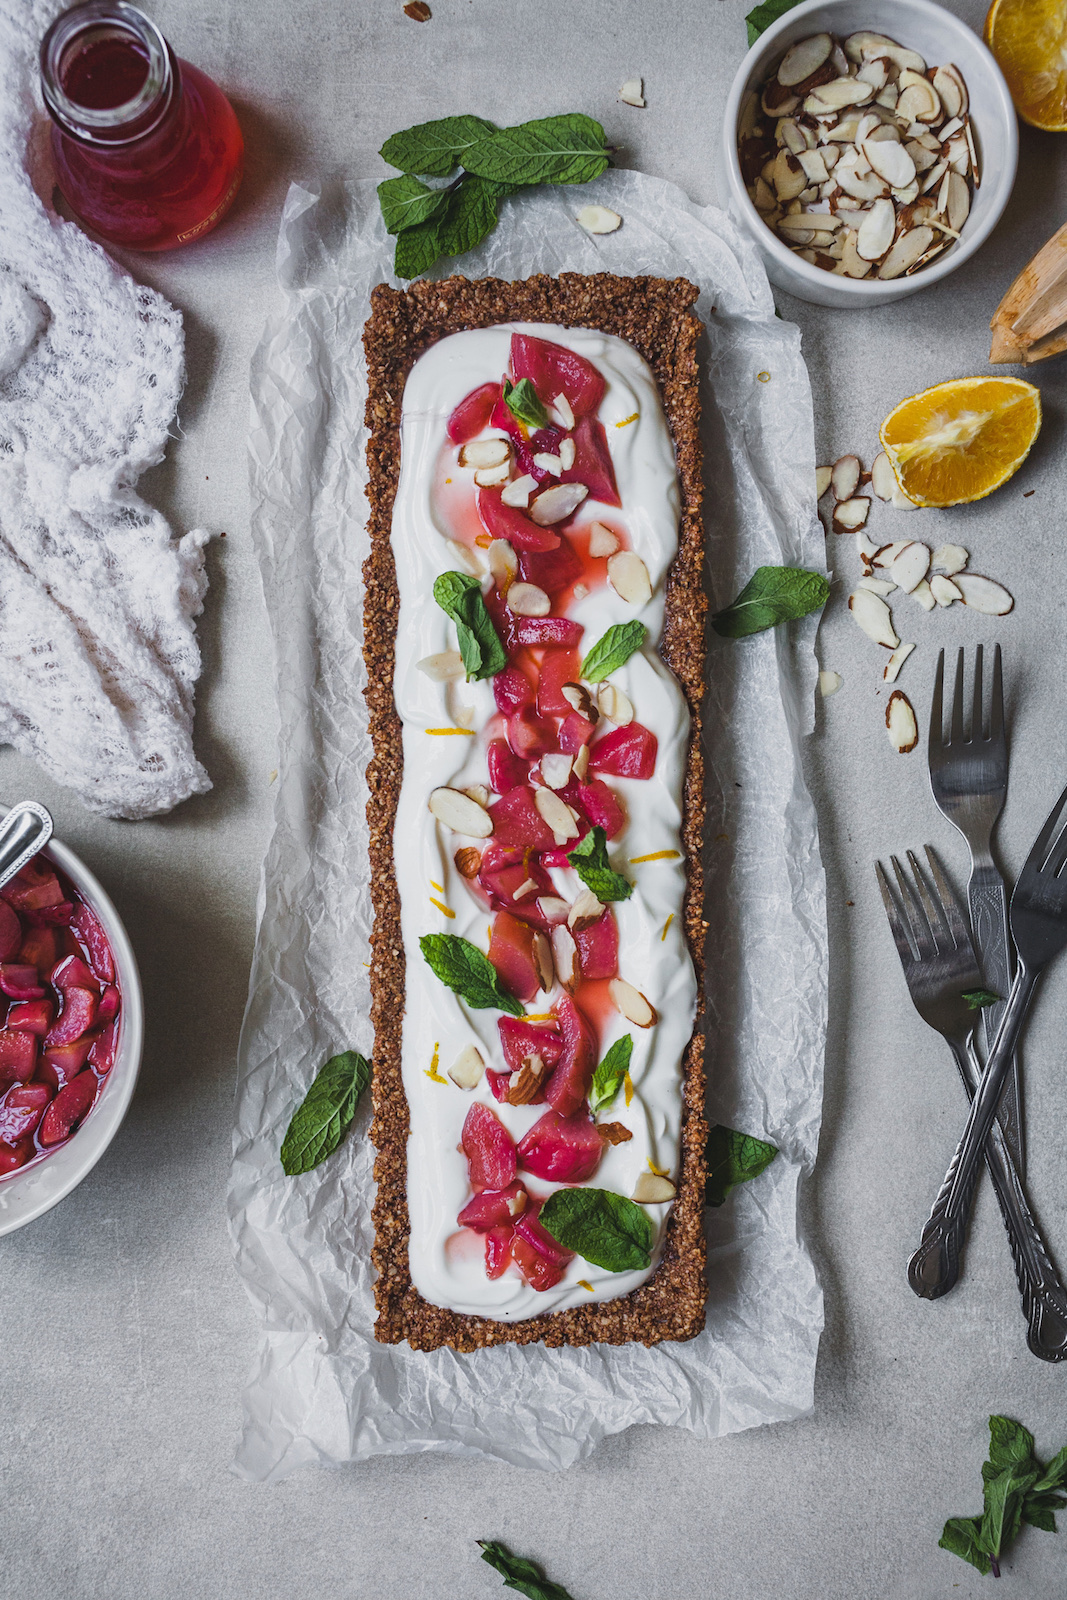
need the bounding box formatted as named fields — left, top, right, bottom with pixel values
left=878, top=849, right=1067, bottom=1361
left=909, top=785, right=1067, bottom=1346
left=928, top=644, right=1023, bottom=1176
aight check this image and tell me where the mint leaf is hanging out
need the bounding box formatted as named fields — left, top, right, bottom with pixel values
left=963, top=987, right=1001, bottom=1010
left=590, top=1034, right=633, bottom=1114
left=713, top=566, right=829, bottom=639
left=567, top=827, right=632, bottom=903
left=539, top=1186, right=653, bottom=1272
left=503, top=376, right=551, bottom=433
left=1022, top=1493, right=1065, bottom=1533
left=988, top=1415, right=1037, bottom=1471
left=939, top=1516, right=991, bottom=1577
left=463, top=113, right=610, bottom=187
left=1032, top=1444, right=1067, bottom=1495
left=380, top=113, right=497, bottom=177
left=580, top=620, right=647, bottom=683
left=394, top=214, right=445, bottom=279
left=436, top=175, right=515, bottom=259
left=377, top=174, right=450, bottom=235
left=705, top=1124, right=778, bottom=1206
left=981, top=1463, right=1039, bottom=1567
left=280, top=1051, right=370, bottom=1175
left=745, top=0, right=807, bottom=45
left=433, top=570, right=507, bottom=681
left=420, top=933, right=524, bottom=1016
left=477, top=1541, right=577, bottom=1600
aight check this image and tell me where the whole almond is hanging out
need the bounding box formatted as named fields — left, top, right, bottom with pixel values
left=454, top=846, right=481, bottom=878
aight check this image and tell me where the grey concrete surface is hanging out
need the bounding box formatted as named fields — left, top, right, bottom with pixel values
left=3, top=1, right=1067, bottom=1595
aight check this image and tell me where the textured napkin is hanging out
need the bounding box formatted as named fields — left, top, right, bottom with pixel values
left=0, top=0, right=210, bottom=818
left=231, top=169, right=827, bottom=1481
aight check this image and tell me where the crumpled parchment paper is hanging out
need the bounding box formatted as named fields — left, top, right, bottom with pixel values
left=229, top=168, right=827, bottom=1481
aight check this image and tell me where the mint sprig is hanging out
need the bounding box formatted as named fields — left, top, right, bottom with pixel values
left=745, top=0, right=807, bottom=46
left=567, top=827, right=632, bottom=903
left=963, top=987, right=1001, bottom=1010
left=939, top=1416, right=1067, bottom=1577
left=378, top=112, right=611, bottom=279
left=420, top=933, right=524, bottom=1016
left=280, top=1051, right=371, bottom=1175
left=539, top=1186, right=653, bottom=1272
left=705, top=1124, right=778, bottom=1206
left=590, top=1034, right=633, bottom=1113
left=712, top=566, right=829, bottom=639
left=503, top=377, right=551, bottom=433
left=580, top=620, right=647, bottom=683
left=477, top=1541, right=577, bottom=1600
left=433, top=570, right=507, bottom=681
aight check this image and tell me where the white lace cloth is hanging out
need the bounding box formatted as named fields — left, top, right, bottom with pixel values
left=0, top=0, right=210, bottom=818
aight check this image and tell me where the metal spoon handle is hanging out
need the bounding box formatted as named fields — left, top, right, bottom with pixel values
left=0, top=802, right=53, bottom=891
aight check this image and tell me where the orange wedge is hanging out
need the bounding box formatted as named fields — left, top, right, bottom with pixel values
left=985, top=0, right=1067, bottom=131
left=879, top=377, right=1041, bottom=506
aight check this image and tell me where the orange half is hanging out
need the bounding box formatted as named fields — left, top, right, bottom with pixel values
left=986, top=0, right=1067, bottom=131
left=879, top=376, right=1041, bottom=506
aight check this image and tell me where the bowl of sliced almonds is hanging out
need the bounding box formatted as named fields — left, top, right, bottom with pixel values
left=723, top=0, right=1018, bottom=307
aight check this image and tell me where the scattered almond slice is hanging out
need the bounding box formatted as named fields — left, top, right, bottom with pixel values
left=531, top=932, right=554, bottom=993
left=831, top=455, right=862, bottom=500
left=883, top=642, right=915, bottom=682
left=540, top=752, right=573, bottom=789
left=779, top=31, right=834, bottom=86
left=832, top=496, right=870, bottom=531
left=891, top=482, right=920, bottom=511
left=417, top=650, right=465, bottom=682
left=858, top=197, right=896, bottom=260
left=607, top=550, right=652, bottom=605
left=572, top=743, right=590, bottom=781
left=448, top=1045, right=485, bottom=1090
left=849, top=587, right=899, bottom=647
left=532, top=451, right=562, bottom=476
left=512, top=876, right=537, bottom=899
left=886, top=688, right=919, bottom=752
left=931, top=543, right=968, bottom=576
left=609, top=977, right=657, bottom=1028
left=507, top=581, right=551, bottom=617
left=558, top=437, right=576, bottom=471
left=500, top=475, right=536, bottom=509
left=465, top=784, right=489, bottom=807
left=534, top=786, right=580, bottom=844
left=551, top=924, right=577, bottom=990
left=619, top=76, right=646, bottom=107
left=488, top=538, right=518, bottom=590
left=561, top=682, right=597, bottom=720
left=632, top=1172, right=676, bottom=1203
left=856, top=528, right=880, bottom=565
left=508, top=1054, right=550, bottom=1104
left=553, top=392, right=575, bottom=430
left=910, top=578, right=936, bottom=611
left=819, top=669, right=843, bottom=697
left=882, top=540, right=930, bottom=594
left=459, top=438, right=509, bottom=470
left=447, top=538, right=482, bottom=575
left=474, top=461, right=510, bottom=487
left=930, top=574, right=963, bottom=607
left=955, top=573, right=1014, bottom=615
left=429, top=787, right=493, bottom=837
left=577, top=204, right=622, bottom=234
left=858, top=576, right=896, bottom=596
left=588, top=521, right=619, bottom=557
left=870, top=452, right=897, bottom=501
left=538, top=895, right=569, bottom=921
left=872, top=540, right=909, bottom=568
left=568, top=888, right=605, bottom=932
left=816, top=465, right=833, bottom=499
left=597, top=683, right=634, bottom=725
left=530, top=482, right=588, bottom=524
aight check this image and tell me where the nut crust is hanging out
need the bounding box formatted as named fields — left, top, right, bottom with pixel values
left=363, top=272, right=707, bottom=1351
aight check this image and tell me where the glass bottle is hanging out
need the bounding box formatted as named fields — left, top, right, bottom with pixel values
left=40, top=0, right=244, bottom=252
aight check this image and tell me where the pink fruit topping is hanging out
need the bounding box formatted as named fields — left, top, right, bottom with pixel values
left=38, top=1071, right=97, bottom=1147
left=497, top=1016, right=563, bottom=1072
left=447, top=381, right=500, bottom=444
left=536, top=649, right=582, bottom=719
left=486, top=738, right=529, bottom=795
left=488, top=787, right=556, bottom=852
left=0, top=1029, right=39, bottom=1084
left=546, top=994, right=597, bottom=1117
left=575, top=909, right=619, bottom=980
left=514, top=615, right=584, bottom=649
left=518, top=539, right=582, bottom=596
left=7, top=1000, right=54, bottom=1037
left=43, top=987, right=97, bottom=1048
left=507, top=706, right=556, bottom=762
left=484, top=1225, right=513, bottom=1279
left=0, top=964, right=45, bottom=1001
left=70, top=901, right=115, bottom=983
left=487, top=912, right=543, bottom=1004
left=0, top=901, right=20, bottom=961
left=510, top=333, right=605, bottom=418
left=461, top=1103, right=517, bottom=1192
left=493, top=663, right=534, bottom=717
left=0, top=1082, right=52, bottom=1143
left=559, top=415, right=620, bottom=506
left=40, top=1038, right=94, bottom=1091
left=457, top=1180, right=528, bottom=1231
left=589, top=722, right=658, bottom=779
left=517, top=1104, right=603, bottom=1183
left=477, top=487, right=560, bottom=552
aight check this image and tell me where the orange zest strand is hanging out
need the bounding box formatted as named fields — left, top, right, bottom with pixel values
left=425, top=1042, right=448, bottom=1084
left=648, top=1157, right=669, bottom=1177
left=429, top=897, right=455, bottom=919
left=429, top=880, right=445, bottom=894
left=624, top=1071, right=634, bottom=1107
left=629, top=850, right=681, bottom=863
left=577, top=1279, right=594, bottom=1292
left=615, top=412, right=639, bottom=428
left=425, top=727, right=475, bottom=736
left=661, top=913, right=674, bottom=942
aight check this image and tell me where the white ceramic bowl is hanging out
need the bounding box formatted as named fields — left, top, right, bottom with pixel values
left=722, top=0, right=1019, bottom=308
left=0, top=830, right=143, bottom=1236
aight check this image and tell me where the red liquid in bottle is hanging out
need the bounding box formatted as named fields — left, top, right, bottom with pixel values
left=41, top=3, right=244, bottom=252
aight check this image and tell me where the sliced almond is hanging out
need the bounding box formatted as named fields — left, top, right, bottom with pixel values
left=558, top=436, right=576, bottom=471
left=931, top=543, right=968, bottom=576
left=609, top=977, right=657, bottom=1028
left=529, top=482, right=588, bottom=525
left=884, top=541, right=931, bottom=594
left=540, top=752, right=573, bottom=789
left=886, top=689, right=918, bottom=753
left=933, top=63, right=967, bottom=118
left=561, top=682, right=597, bottom=721
left=572, top=743, right=590, bottom=781
left=474, top=461, right=511, bottom=487
left=588, top=521, right=619, bottom=557
left=778, top=33, right=834, bottom=87
left=773, top=148, right=808, bottom=202
left=454, top=846, right=481, bottom=879
left=500, top=475, right=536, bottom=509
left=910, top=578, right=936, bottom=611
left=531, top=932, right=554, bottom=993
left=597, top=683, right=634, bottom=725
left=465, top=784, right=490, bottom=808
left=488, top=538, right=518, bottom=590
left=797, top=147, right=831, bottom=185
left=839, top=229, right=871, bottom=277
left=872, top=540, right=909, bottom=567
left=607, top=550, right=653, bottom=606
left=929, top=573, right=962, bottom=607
left=532, top=451, right=562, bottom=476
left=859, top=576, right=896, bottom=596
left=832, top=496, right=870, bottom=532
left=905, top=138, right=938, bottom=173
left=878, top=225, right=935, bottom=280
left=512, top=876, right=537, bottom=900
left=568, top=888, right=605, bottom=933
left=862, top=138, right=916, bottom=189
left=447, top=539, right=483, bottom=576
left=538, top=895, right=569, bottom=922
left=883, top=641, right=915, bottom=682
left=955, top=574, right=1014, bottom=616
left=459, top=437, right=510, bottom=469
left=835, top=163, right=889, bottom=202
left=448, top=1044, right=485, bottom=1090
left=577, top=204, right=622, bottom=234
left=849, top=588, right=899, bottom=648
left=417, top=649, right=465, bottom=682
left=818, top=669, right=843, bottom=697
left=856, top=528, right=880, bottom=565
left=534, top=786, right=580, bottom=844
left=896, top=79, right=940, bottom=123
left=946, top=171, right=970, bottom=234
left=429, top=787, right=493, bottom=837
left=507, top=581, right=551, bottom=618
left=891, top=482, right=920, bottom=511
left=507, top=1053, right=550, bottom=1105
left=632, top=1172, right=676, bottom=1203
left=806, top=78, right=875, bottom=114
left=619, top=76, right=645, bottom=107
left=816, top=465, right=833, bottom=499
left=857, top=57, right=889, bottom=91
left=831, top=454, right=861, bottom=501
left=552, top=393, right=575, bottom=431
left=551, top=924, right=578, bottom=990
left=763, top=82, right=800, bottom=119
left=870, top=452, right=897, bottom=501
left=858, top=197, right=896, bottom=259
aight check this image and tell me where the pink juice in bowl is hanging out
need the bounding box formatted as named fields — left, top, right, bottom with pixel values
left=0, top=851, right=121, bottom=1175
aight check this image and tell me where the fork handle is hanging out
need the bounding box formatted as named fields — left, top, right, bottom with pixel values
left=969, top=869, right=1024, bottom=1175
left=908, top=964, right=1040, bottom=1299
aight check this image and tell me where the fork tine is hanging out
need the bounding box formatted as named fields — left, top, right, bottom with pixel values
left=877, top=861, right=917, bottom=964
left=907, top=849, right=951, bottom=952
left=928, top=647, right=945, bottom=758
left=989, top=643, right=1004, bottom=744
left=1045, top=815, right=1067, bottom=880
left=923, top=846, right=972, bottom=948
left=972, top=642, right=984, bottom=742
left=893, top=854, right=936, bottom=959
left=1025, top=783, right=1067, bottom=876
left=950, top=647, right=966, bottom=745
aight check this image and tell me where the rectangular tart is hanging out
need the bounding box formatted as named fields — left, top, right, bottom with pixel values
left=363, top=273, right=707, bottom=1351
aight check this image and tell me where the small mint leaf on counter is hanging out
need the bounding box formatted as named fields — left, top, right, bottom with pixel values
left=567, top=826, right=632, bottom=903
left=962, top=987, right=1001, bottom=1010
left=463, top=113, right=611, bottom=188
left=713, top=565, right=829, bottom=639
left=477, top=1540, right=578, bottom=1600
left=377, top=173, right=450, bottom=235
left=590, top=1034, right=633, bottom=1113
left=938, top=1516, right=991, bottom=1577
left=705, top=1124, right=778, bottom=1206
left=280, top=1051, right=371, bottom=1175
left=539, top=1186, right=653, bottom=1272
left=580, top=619, right=647, bottom=682
left=433, top=570, right=507, bottom=681
left=745, top=0, right=807, bottom=46
left=436, top=174, right=516, bottom=261
left=503, top=376, right=551, bottom=433
left=394, top=213, right=445, bottom=279
left=380, top=113, right=497, bottom=177
left=420, top=934, right=525, bottom=1016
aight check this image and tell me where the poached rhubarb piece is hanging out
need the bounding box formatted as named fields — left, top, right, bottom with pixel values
left=0, top=851, right=121, bottom=1177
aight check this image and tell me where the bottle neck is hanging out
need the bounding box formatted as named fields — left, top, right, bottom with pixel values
left=40, top=1, right=179, bottom=147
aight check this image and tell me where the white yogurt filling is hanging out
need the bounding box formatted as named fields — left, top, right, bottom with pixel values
left=390, top=323, right=697, bottom=1320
